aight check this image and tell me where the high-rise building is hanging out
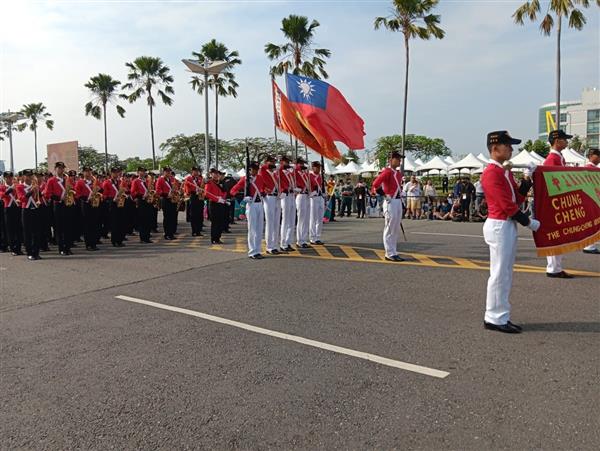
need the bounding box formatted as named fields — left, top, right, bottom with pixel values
left=538, top=87, right=600, bottom=148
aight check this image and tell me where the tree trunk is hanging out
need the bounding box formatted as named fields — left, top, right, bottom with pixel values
left=149, top=102, right=156, bottom=170
left=555, top=14, right=562, bottom=131
left=34, top=126, right=38, bottom=170
left=215, top=85, right=219, bottom=170
left=103, top=103, right=108, bottom=173
left=401, top=35, right=410, bottom=173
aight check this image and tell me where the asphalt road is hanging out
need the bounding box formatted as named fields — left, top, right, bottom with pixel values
left=1, top=215, right=599, bottom=450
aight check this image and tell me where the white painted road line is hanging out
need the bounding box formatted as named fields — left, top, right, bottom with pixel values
left=411, top=231, right=534, bottom=241
left=115, top=295, right=449, bottom=379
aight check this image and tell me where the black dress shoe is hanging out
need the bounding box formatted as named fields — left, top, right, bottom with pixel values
left=164, top=235, right=173, bottom=241
left=27, top=255, right=36, bottom=261
left=278, top=248, right=289, bottom=253
left=34, top=255, right=42, bottom=260
left=310, top=240, right=324, bottom=245
left=66, top=249, right=73, bottom=255
left=285, top=245, right=296, bottom=252
left=385, top=255, right=405, bottom=262
left=583, top=248, right=600, bottom=254
left=507, top=321, right=522, bottom=331
left=484, top=321, right=522, bottom=334
left=546, top=271, right=574, bottom=279
left=60, top=251, right=69, bottom=256
left=300, top=243, right=310, bottom=249
left=266, top=249, right=280, bottom=255
left=141, top=239, right=153, bottom=244
left=211, top=240, right=224, bottom=245
left=249, top=254, right=264, bottom=260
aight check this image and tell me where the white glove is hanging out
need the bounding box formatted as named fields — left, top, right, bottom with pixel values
left=528, top=218, right=541, bottom=232
left=243, top=196, right=252, bottom=203
left=524, top=162, right=538, bottom=177
left=293, top=188, right=302, bottom=193
left=218, top=197, right=226, bottom=204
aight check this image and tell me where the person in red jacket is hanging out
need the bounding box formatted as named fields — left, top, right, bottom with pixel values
left=44, top=161, right=72, bottom=255
left=371, top=151, right=404, bottom=261
left=204, top=168, right=228, bottom=245
left=260, top=155, right=281, bottom=254
left=155, top=167, right=178, bottom=240
left=16, top=169, right=43, bottom=260
left=2, top=171, right=23, bottom=255
left=101, top=167, right=126, bottom=247
left=184, top=167, right=205, bottom=237
left=278, top=155, right=296, bottom=251
left=481, top=131, right=541, bottom=334
left=294, top=157, right=311, bottom=248
left=230, top=162, right=267, bottom=258
left=308, top=160, right=325, bottom=245
left=74, top=166, right=100, bottom=251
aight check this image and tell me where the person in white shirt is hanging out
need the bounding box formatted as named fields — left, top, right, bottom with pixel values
left=403, top=176, right=422, bottom=219
left=475, top=179, right=485, bottom=211
left=583, top=147, right=600, bottom=254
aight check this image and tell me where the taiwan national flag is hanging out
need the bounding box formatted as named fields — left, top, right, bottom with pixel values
left=285, top=73, right=365, bottom=150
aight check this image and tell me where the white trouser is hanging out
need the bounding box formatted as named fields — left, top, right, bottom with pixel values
left=296, top=194, right=309, bottom=245
left=280, top=194, right=296, bottom=248
left=382, top=198, right=403, bottom=258
left=309, top=195, right=325, bottom=242
left=484, top=219, right=517, bottom=325
left=246, top=201, right=264, bottom=256
left=546, top=255, right=563, bottom=274
left=263, top=195, right=281, bottom=251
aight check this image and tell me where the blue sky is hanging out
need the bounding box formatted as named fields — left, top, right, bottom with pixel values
left=1, top=0, right=598, bottom=170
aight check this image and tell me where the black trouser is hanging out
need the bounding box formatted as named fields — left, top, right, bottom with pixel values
left=460, top=198, right=471, bottom=220
left=125, top=198, right=136, bottom=234
left=4, top=205, right=22, bottom=253
left=136, top=199, right=152, bottom=242
left=53, top=202, right=71, bottom=253
left=99, top=202, right=110, bottom=238
left=341, top=197, right=352, bottom=216
left=209, top=201, right=226, bottom=242
left=0, top=200, right=7, bottom=250
left=22, top=208, right=41, bottom=257
left=188, top=195, right=204, bottom=235
left=228, top=198, right=235, bottom=224
left=68, top=204, right=82, bottom=244
left=161, top=197, right=177, bottom=238
left=328, top=196, right=336, bottom=221
left=81, top=201, right=100, bottom=248
left=39, top=204, right=51, bottom=249
left=356, top=197, right=366, bottom=218
left=108, top=201, right=125, bottom=245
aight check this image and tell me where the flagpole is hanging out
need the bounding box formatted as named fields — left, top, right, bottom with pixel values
left=270, top=74, right=279, bottom=152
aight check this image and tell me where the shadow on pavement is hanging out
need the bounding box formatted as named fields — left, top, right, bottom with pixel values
left=523, top=322, right=600, bottom=333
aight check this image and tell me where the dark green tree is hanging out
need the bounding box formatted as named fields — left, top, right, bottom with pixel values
left=121, top=156, right=156, bottom=173
left=374, top=134, right=450, bottom=168
left=122, top=56, right=174, bottom=170
left=160, top=133, right=217, bottom=172
left=84, top=73, right=126, bottom=172
left=78, top=145, right=121, bottom=173
left=19, top=103, right=54, bottom=170
left=521, top=138, right=551, bottom=157
left=223, top=138, right=294, bottom=171
left=568, top=135, right=588, bottom=153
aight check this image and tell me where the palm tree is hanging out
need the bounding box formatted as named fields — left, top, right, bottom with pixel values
left=84, top=74, right=126, bottom=172
left=513, top=0, right=597, bottom=128
left=19, top=103, right=54, bottom=170
left=265, top=14, right=331, bottom=79
left=190, top=39, right=241, bottom=170
left=374, top=0, right=444, bottom=167
left=122, top=56, right=174, bottom=169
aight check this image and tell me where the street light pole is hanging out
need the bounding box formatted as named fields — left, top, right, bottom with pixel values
left=204, top=65, right=210, bottom=172
left=0, top=110, right=25, bottom=173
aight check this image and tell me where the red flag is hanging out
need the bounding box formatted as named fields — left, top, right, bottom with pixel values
left=272, top=80, right=341, bottom=161
left=285, top=73, right=365, bottom=150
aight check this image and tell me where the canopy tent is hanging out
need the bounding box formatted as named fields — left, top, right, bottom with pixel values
left=562, top=148, right=586, bottom=166
left=529, top=151, right=545, bottom=163
left=236, top=168, right=246, bottom=178
left=414, top=158, right=425, bottom=167
left=444, top=156, right=456, bottom=165
left=359, top=160, right=379, bottom=174
left=403, top=156, right=416, bottom=172
left=335, top=161, right=361, bottom=174
left=476, top=152, right=490, bottom=164
left=416, top=156, right=449, bottom=173
left=449, top=153, right=484, bottom=172
left=324, top=160, right=337, bottom=175
left=510, top=149, right=539, bottom=167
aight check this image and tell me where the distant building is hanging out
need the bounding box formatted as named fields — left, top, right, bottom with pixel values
left=0, top=160, right=5, bottom=173
left=538, top=87, right=600, bottom=148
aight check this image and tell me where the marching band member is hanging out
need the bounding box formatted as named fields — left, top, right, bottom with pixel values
left=37, top=172, right=51, bottom=251
left=308, top=160, right=325, bottom=245
left=155, top=167, right=177, bottom=241
left=260, top=155, right=281, bottom=255
left=543, top=130, right=574, bottom=278
left=0, top=176, right=7, bottom=253
left=278, top=155, right=296, bottom=252
left=102, top=167, right=125, bottom=247
left=184, top=166, right=204, bottom=237
left=583, top=147, right=600, bottom=255
left=66, top=170, right=83, bottom=246
left=371, top=151, right=404, bottom=262
left=44, top=162, right=72, bottom=256
left=16, top=169, right=43, bottom=260
left=2, top=171, right=23, bottom=256
left=131, top=166, right=153, bottom=243
left=230, top=161, right=266, bottom=259
left=205, top=168, right=228, bottom=245
left=75, top=166, right=100, bottom=251
left=482, top=131, right=540, bottom=334
left=294, top=157, right=311, bottom=249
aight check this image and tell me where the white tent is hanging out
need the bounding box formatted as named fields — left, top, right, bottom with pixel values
left=403, top=156, right=416, bottom=172
left=562, top=148, right=586, bottom=166
left=529, top=151, right=545, bottom=163
left=476, top=152, right=490, bottom=164
left=416, top=156, right=449, bottom=173
left=359, top=160, right=379, bottom=174
left=449, top=153, right=484, bottom=172
left=324, top=160, right=337, bottom=175
left=335, top=161, right=360, bottom=174
left=444, top=156, right=456, bottom=165
left=236, top=168, right=246, bottom=177
left=414, top=158, right=425, bottom=167
left=510, top=149, right=539, bottom=167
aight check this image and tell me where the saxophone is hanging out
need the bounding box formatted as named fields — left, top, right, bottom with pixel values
left=91, top=177, right=102, bottom=208
left=170, top=179, right=181, bottom=204
left=116, top=179, right=127, bottom=208
left=65, top=176, right=76, bottom=207
left=31, top=175, right=41, bottom=207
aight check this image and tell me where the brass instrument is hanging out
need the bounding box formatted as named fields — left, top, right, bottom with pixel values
left=31, top=175, right=41, bottom=207
left=65, top=176, right=76, bottom=207
left=116, top=179, right=127, bottom=208
left=91, top=177, right=102, bottom=208
left=170, top=179, right=181, bottom=205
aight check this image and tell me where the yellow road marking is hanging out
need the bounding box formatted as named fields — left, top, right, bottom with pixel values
left=312, top=245, right=333, bottom=259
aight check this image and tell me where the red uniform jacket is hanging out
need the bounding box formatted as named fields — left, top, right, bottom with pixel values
left=309, top=172, right=323, bottom=194
left=543, top=150, right=565, bottom=166
left=130, top=178, right=149, bottom=199
left=102, top=178, right=120, bottom=201
left=1, top=183, right=18, bottom=208
left=183, top=175, right=203, bottom=196
left=43, top=176, right=68, bottom=202
left=75, top=178, right=94, bottom=201
left=481, top=161, right=525, bottom=220
left=230, top=175, right=267, bottom=200
left=371, top=167, right=403, bottom=197
left=277, top=167, right=294, bottom=193
left=585, top=162, right=598, bottom=168
left=16, top=183, right=41, bottom=209
left=155, top=176, right=174, bottom=198
left=294, top=165, right=310, bottom=194
left=204, top=179, right=226, bottom=203
left=259, top=164, right=279, bottom=194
